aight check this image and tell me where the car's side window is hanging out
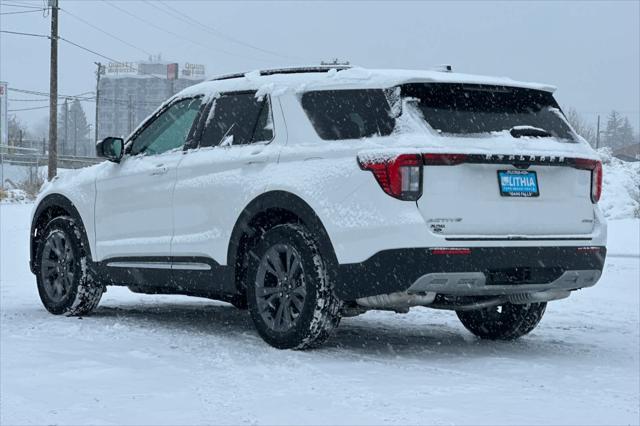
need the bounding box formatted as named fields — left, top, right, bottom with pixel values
left=200, top=92, right=273, bottom=148
left=130, top=97, right=202, bottom=156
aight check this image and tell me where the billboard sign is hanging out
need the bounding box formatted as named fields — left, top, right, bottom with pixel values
left=182, top=63, right=205, bottom=77
left=167, top=63, right=178, bottom=80
left=106, top=62, right=137, bottom=74
left=0, top=82, right=7, bottom=146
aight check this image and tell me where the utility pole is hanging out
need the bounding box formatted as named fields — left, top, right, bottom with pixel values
left=47, top=0, right=58, bottom=180
left=94, top=62, right=102, bottom=144
left=73, top=104, right=78, bottom=156
left=596, top=114, right=601, bottom=149
left=64, top=97, right=68, bottom=156
left=128, top=94, right=133, bottom=135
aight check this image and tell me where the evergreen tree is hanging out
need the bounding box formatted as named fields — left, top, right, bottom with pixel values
left=57, top=99, right=90, bottom=156
left=56, top=100, right=69, bottom=155
left=69, top=99, right=90, bottom=156
left=619, top=117, right=634, bottom=146
left=605, top=110, right=624, bottom=148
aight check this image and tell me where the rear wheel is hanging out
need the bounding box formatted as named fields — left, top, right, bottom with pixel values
left=246, top=224, right=341, bottom=349
left=36, top=216, right=103, bottom=316
left=456, top=302, right=546, bottom=340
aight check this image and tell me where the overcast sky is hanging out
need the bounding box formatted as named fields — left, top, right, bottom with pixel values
left=1, top=0, right=639, bottom=133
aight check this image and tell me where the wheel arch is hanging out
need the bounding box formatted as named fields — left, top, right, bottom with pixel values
left=30, top=193, right=92, bottom=274
left=227, top=190, right=338, bottom=295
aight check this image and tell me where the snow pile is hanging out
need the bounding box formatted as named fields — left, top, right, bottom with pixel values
left=599, top=148, right=640, bottom=219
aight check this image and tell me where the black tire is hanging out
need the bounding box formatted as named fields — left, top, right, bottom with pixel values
left=35, top=216, right=103, bottom=316
left=456, top=302, right=546, bottom=340
left=246, top=223, right=341, bottom=349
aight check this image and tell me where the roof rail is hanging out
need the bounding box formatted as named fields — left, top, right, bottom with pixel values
left=430, top=64, right=453, bottom=72
left=208, top=65, right=352, bottom=82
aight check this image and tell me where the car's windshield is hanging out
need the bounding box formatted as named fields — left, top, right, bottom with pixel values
left=301, top=84, right=575, bottom=142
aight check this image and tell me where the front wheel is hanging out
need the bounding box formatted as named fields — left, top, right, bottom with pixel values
left=246, top=224, right=341, bottom=349
left=36, top=216, right=104, bottom=316
left=456, top=302, right=546, bottom=340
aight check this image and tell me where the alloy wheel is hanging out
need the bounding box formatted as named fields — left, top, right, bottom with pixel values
left=255, top=243, right=307, bottom=332
left=40, top=230, right=76, bottom=303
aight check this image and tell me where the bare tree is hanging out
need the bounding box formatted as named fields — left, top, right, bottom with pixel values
left=565, top=108, right=596, bottom=146
left=7, top=115, right=30, bottom=147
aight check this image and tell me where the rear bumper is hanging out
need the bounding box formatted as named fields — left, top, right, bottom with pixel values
left=335, top=246, right=606, bottom=300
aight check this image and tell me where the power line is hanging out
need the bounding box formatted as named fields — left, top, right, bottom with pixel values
left=0, top=8, right=46, bottom=15
left=59, top=36, right=129, bottom=66
left=150, top=0, right=304, bottom=62
left=8, top=98, right=51, bottom=102
left=57, top=36, right=164, bottom=80
left=8, top=87, right=165, bottom=107
left=1, top=29, right=164, bottom=80
left=1, top=2, right=46, bottom=9
left=8, top=105, right=50, bottom=112
left=102, top=0, right=270, bottom=64
left=9, top=87, right=95, bottom=100
left=0, top=29, right=48, bottom=38
left=60, top=7, right=153, bottom=57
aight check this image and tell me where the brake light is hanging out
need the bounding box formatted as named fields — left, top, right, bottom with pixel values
left=358, top=154, right=423, bottom=200
left=423, top=153, right=468, bottom=165
left=574, top=159, right=603, bottom=203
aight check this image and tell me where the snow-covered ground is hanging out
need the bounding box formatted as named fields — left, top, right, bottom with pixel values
left=599, top=149, right=640, bottom=220
left=1, top=202, right=638, bottom=425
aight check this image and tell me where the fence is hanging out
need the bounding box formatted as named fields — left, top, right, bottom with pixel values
left=0, top=144, right=102, bottom=190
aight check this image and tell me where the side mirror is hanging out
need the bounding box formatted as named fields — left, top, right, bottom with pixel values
left=96, top=137, right=124, bottom=163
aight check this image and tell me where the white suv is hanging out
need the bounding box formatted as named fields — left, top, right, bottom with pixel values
left=30, top=66, right=606, bottom=349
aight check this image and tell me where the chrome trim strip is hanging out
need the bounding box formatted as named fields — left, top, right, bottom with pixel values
left=106, top=262, right=211, bottom=271
left=172, top=262, right=211, bottom=271
left=107, top=262, right=172, bottom=269
left=445, top=237, right=592, bottom=241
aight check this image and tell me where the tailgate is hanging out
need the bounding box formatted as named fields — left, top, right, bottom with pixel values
left=418, top=161, right=595, bottom=237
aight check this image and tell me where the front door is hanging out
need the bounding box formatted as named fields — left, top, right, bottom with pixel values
left=94, top=97, right=203, bottom=262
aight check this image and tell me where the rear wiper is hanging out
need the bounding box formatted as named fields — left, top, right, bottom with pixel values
left=510, top=126, right=552, bottom=138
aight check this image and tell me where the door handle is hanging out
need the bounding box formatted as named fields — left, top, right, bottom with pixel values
left=150, top=166, right=168, bottom=176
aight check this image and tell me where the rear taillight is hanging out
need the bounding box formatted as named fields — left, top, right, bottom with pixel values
left=358, top=154, right=423, bottom=201
left=574, top=159, right=603, bottom=203
left=592, top=161, right=603, bottom=203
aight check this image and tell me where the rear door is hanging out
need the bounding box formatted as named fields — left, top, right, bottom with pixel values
left=94, top=97, right=202, bottom=261
left=171, top=92, right=281, bottom=275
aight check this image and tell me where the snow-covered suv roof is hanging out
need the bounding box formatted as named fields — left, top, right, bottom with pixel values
left=178, top=66, right=556, bottom=99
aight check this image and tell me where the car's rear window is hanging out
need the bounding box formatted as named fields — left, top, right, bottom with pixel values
left=300, top=84, right=575, bottom=142
left=300, top=89, right=395, bottom=140
left=401, top=83, right=575, bottom=140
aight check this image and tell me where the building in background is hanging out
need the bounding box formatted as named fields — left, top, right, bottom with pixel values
left=96, top=56, right=205, bottom=141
